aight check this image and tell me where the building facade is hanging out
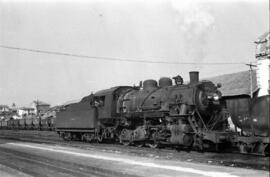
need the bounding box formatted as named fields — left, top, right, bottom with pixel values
left=0, top=105, right=10, bottom=113
left=30, top=100, right=50, bottom=115
left=255, top=31, right=270, bottom=96
left=17, top=107, right=35, bottom=118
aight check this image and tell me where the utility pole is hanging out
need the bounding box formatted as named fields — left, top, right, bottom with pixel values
left=36, top=99, right=41, bottom=130
left=246, top=63, right=257, bottom=98
left=268, top=57, right=270, bottom=94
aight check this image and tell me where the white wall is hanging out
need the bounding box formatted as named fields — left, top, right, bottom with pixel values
left=256, top=58, right=270, bottom=96
left=17, top=109, right=35, bottom=117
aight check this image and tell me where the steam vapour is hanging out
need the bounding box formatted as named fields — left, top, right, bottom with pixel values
left=171, top=0, right=215, bottom=70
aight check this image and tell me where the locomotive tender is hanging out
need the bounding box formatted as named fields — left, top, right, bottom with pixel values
left=56, top=71, right=231, bottom=151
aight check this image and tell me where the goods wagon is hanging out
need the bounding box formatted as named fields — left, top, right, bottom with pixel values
left=13, top=119, right=20, bottom=129
left=32, top=118, right=40, bottom=129
left=0, top=120, right=8, bottom=129
left=7, top=119, right=14, bottom=129
left=25, top=117, right=33, bottom=129
left=230, top=95, right=270, bottom=155
left=19, top=119, right=26, bottom=129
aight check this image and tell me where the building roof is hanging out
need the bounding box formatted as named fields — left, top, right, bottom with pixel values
left=0, top=105, right=9, bottom=109
left=61, top=99, right=80, bottom=106
left=207, top=70, right=258, bottom=97
left=33, top=100, right=50, bottom=106
left=19, top=107, right=35, bottom=111
left=255, top=30, right=269, bottom=43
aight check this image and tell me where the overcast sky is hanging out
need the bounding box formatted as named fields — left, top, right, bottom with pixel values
left=0, top=0, right=269, bottom=106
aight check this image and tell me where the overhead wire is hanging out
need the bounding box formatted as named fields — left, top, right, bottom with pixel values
left=0, top=44, right=249, bottom=65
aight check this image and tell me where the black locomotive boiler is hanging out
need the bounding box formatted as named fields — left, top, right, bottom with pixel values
left=56, top=72, right=231, bottom=151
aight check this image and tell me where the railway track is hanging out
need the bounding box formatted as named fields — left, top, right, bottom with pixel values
left=0, top=130, right=268, bottom=171
left=0, top=144, right=140, bottom=177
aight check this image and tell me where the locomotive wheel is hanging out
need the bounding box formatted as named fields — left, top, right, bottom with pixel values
left=94, top=133, right=103, bottom=143
left=62, top=132, right=72, bottom=141
left=146, top=131, right=160, bottom=148
left=119, top=129, right=132, bottom=146
left=82, top=133, right=95, bottom=142
left=81, top=134, right=86, bottom=142
left=202, top=140, right=216, bottom=152
left=97, top=135, right=103, bottom=143
left=122, top=140, right=131, bottom=146
left=134, top=142, right=144, bottom=147
left=239, top=142, right=250, bottom=154
left=147, top=141, right=159, bottom=148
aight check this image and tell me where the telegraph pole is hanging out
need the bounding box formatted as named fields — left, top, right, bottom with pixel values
left=268, top=57, right=270, bottom=94
left=246, top=63, right=257, bottom=98
left=36, top=99, right=41, bottom=130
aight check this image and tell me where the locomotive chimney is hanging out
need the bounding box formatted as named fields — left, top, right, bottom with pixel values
left=189, top=71, right=199, bottom=85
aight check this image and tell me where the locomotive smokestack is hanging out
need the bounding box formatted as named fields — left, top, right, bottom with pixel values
left=189, top=71, right=199, bottom=85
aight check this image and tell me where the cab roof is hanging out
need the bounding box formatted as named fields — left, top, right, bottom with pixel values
left=94, top=86, right=133, bottom=97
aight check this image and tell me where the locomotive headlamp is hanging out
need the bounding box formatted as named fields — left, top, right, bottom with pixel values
left=213, top=93, right=219, bottom=101
left=207, top=95, right=213, bottom=99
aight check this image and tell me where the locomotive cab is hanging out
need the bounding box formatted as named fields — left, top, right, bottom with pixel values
left=94, top=86, right=135, bottom=119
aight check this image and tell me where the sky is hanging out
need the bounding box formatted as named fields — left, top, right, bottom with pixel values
left=0, top=0, right=269, bottom=106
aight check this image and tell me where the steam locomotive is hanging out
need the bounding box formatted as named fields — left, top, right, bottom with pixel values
left=56, top=71, right=231, bottom=151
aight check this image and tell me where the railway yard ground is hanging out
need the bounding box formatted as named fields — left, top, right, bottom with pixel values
left=0, top=130, right=269, bottom=177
